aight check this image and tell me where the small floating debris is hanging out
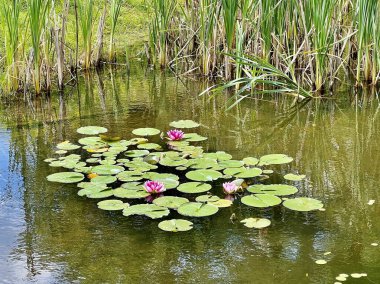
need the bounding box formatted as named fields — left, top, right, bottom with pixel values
left=315, top=259, right=327, bottom=265
left=371, top=243, right=378, bottom=247
left=368, top=200, right=375, bottom=205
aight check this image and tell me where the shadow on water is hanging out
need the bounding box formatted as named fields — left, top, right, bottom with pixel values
left=0, top=65, right=380, bottom=283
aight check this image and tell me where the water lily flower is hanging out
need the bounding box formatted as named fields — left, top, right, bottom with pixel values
left=223, top=182, right=238, bottom=194
left=144, top=180, right=166, bottom=194
left=167, top=129, right=184, bottom=141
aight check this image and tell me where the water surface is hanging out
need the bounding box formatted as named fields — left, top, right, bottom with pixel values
left=0, top=67, right=379, bottom=283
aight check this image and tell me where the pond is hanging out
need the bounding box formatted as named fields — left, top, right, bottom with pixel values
left=0, top=66, right=379, bottom=283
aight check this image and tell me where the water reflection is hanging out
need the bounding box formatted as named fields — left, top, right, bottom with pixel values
left=0, top=66, right=380, bottom=283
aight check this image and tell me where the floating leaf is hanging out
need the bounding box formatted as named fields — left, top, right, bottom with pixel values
left=117, top=171, right=144, bottom=182
left=183, top=133, right=207, bottom=142
left=186, top=170, right=222, bottom=182
left=78, top=137, right=107, bottom=146
left=243, top=157, right=259, bottom=166
left=125, top=150, right=150, bottom=158
left=47, top=172, right=84, bottom=183
left=170, top=120, right=200, bottom=128
left=283, top=197, right=323, bottom=211
left=158, top=219, right=193, bottom=232
left=113, top=187, right=149, bottom=199
left=177, top=182, right=212, bottom=193
left=87, top=190, right=114, bottom=199
left=57, top=141, right=81, bottom=151
left=195, top=195, right=220, bottom=202
left=240, top=218, right=271, bottom=228
left=78, top=186, right=107, bottom=197
left=92, top=165, right=125, bottom=175
left=189, top=158, right=218, bottom=169
left=223, top=167, right=262, bottom=178
left=132, top=128, right=160, bottom=136
left=284, top=173, right=306, bottom=181
left=208, top=199, right=233, bottom=208
left=203, top=151, right=232, bottom=161
left=262, top=169, right=273, bottom=174
left=247, top=184, right=298, bottom=196
left=153, top=196, right=189, bottom=209
left=77, top=126, right=108, bottom=135
left=259, top=154, right=293, bottom=165
left=241, top=194, right=282, bottom=208
left=91, top=175, right=117, bottom=184
left=137, top=143, right=162, bottom=150
left=218, top=160, right=244, bottom=168
left=123, top=204, right=170, bottom=219
left=178, top=202, right=219, bottom=217
left=159, top=157, right=188, bottom=167
left=97, top=200, right=129, bottom=211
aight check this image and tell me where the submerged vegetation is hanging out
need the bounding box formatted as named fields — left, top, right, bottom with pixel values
left=46, top=122, right=323, bottom=232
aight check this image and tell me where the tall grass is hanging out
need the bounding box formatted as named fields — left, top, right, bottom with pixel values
left=77, top=0, right=94, bottom=69
left=109, top=0, right=123, bottom=62
left=1, top=0, right=21, bottom=92
left=28, top=0, right=48, bottom=94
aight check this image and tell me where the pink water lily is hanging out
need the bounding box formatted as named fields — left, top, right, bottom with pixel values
left=167, top=129, right=184, bottom=141
left=223, top=182, right=238, bottom=194
left=144, top=180, right=166, bottom=194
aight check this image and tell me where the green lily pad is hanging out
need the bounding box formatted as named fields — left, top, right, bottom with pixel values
left=87, top=190, right=114, bottom=199
left=78, top=184, right=108, bottom=197
left=284, top=173, right=306, bottom=181
left=77, top=126, right=108, bottom=135
left=78, top=136, right=107, bottom=146
left=178, top=202, right=218, bottom=217
left=240, top=218, right=271, bottom=228
left=117, top=171, right=144, bottom=182
left=153, top=196, right=189, bottom=209
left=92, top=165, right=125, bottom=175
left=177, top=182, right=212, bottom=193
left=169, top=120, right=200, bottom=128
left=241, top=194, right=282, bottom=208
left=262, top=170, right=273, bottom=174
left=208, top=199, right=233, bottom=208
left=203, top=151, right=232, bottom=161
left=158, top=219, right=193, bottom=232
left=183, top=133, right=207, bottom=142
left=125, top=150, right=150, bottom=158
left=132, top=128, right=161, bottom=136
left=97, top=200, right=129, bottom=211
left=189, top=158, right=218, bottom=169
left=283, top=197, right=323, bottom=212
left=223, top=167, right=262, bottom=178
left=195, top=195, right=220, bottom=202
left=123, top=204, right=170, bottom=219
left=159, top=157, right=188, bottom=167
left=186, top=170, right=222, bottom=182
left=91, top=175, right=117, bottom=184
left=113, top=187, right=150, bottom=199
left=218, top=160, right=244, bottom=168
left=243, top=157, right=259, bottom=166
left=247, top=184, right=298, bottom=196
left=47, top=172, right=84, bottom=183
left=144, top=172, right=179, bottom=181
left=137, top=143, right=162, bottom=150
left=57, top=141, right=81, bottom=150
left=259, top=154, right=293, bottom=166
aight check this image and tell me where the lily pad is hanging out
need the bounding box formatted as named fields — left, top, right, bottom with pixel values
left=259, top=154, right=293, bottom=166
left=125, top=150, right=150, bottom=158
left=183, top=133, right=207, bottom=142
left=218, top=160, right=244, bottom=168
left=177, top=182, right=212, bottom=194
left=223, top=167, right=262, bottom=178
left=153, top=196, right=189, bottom=209
left=97, top=200, right=129, bottom=211
left=158, top=219, right=193, bottom=232
left=186, top=170, right=222, bottom=182
left=241, top=218, right=271, bottom=228
left=77, top=126, right=108, bottom=135
left=117, top=171, right=144, bottom=182
left=178, top=202, right=219, bottom=217
left=137, top=143, right=162, bottom=150
left=87, top=190, right=114, bottom=199
left=170, top=120, right=200, bottom=128
left=241, top=194, right=282, bottom=208
left=92, top=165, right=125, bottom=175
left=123, top=204, right=170, bottom=219
left=47, top=172, right=84, bottom=183
left=247, top=184, right=298, bottom=196
left=283, top=197, right=323, bottom=212
left=78, top=136, right=107, bottom=146
left=113, top=187, right=150, bottom=199
left=195, top=195, right=220, bottom=202
left=284, top=173, right=306, bottom=181
left=208, top=199, right=233, bottom=208
left=243, top=157, right=259, bottom=166
left=57, top=141, right=81, bottom=150
left=91, top=175, right=117, bottom=184
left=132, top=128, right=161, bottom=136
left=203, top=151, right=232, bottom=161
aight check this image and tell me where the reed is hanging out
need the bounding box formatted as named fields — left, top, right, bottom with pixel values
left=28, top=0, right=49, bottom=94
left=77, top=0, right=94, bottom=69
left=1, top=0, right=21, bottom=92
left=109, top=0, right=123, bottom=62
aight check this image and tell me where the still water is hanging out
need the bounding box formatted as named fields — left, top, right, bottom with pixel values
left=0, top=66, right=379, bottom=283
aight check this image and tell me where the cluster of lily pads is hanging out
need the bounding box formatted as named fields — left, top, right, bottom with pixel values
left=45, top=120, right=323, bottom=232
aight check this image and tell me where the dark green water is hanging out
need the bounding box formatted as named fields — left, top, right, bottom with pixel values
left=0, top=67, right=379, bottom=283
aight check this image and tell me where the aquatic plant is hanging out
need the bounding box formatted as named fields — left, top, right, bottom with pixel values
left=167, top=129, right=184, bottom=141
left=77, top=0, right=94, bottom=69
left=45, top=120, right=324, bottom=232
left=109, top=0, right=123, bottom=62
